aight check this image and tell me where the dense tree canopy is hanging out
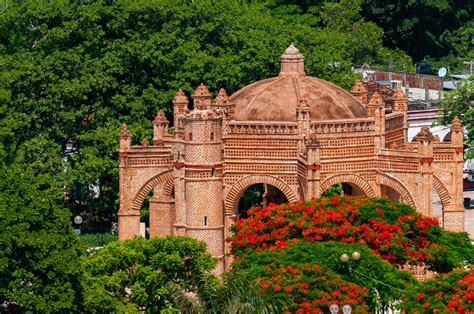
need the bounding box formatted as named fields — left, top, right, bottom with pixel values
left=81, top=236, right=215, bottom=312
left=440, top=77, right=474, bottom=157
left=360, top=0, right=473, bottom=62
left=0, top=0, right=411, bottom=230
left=0, top=163, right=83, bottom=312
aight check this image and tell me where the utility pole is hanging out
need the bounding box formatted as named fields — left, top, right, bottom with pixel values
left=464, top=61, right=474, bottom=75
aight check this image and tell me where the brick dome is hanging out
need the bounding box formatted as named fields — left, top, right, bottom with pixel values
left=229, top=44, right=367, bottom=121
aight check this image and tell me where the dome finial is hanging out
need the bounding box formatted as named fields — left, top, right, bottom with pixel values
left=280, top=43, right=304, bottom=75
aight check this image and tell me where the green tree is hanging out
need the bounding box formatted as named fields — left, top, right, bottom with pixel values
left=233, top=242, right=414, bottom=312
left=81, top=236, right=215, bottom=312
left=360, top=0, right=473, bottom=62
left=0, top=164, right=83, bottom=312
left=0, top=0, right=412, bottom=231
left=439, top=76, right=474, bottom=157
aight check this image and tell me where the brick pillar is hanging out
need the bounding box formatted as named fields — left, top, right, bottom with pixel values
left=350, top=80, right=368, bottom=107
left=392, top=88, right=408, bottom=141
left=149, top=196, right=175, bottom=237
left=173, top=89, right=189, bottom=139
left=444, top=117, right=465, bottom=231
left=297, top=98, right=311, bottom=155
left=415, top=127, right=434, bottom=217
left=173, top=156, right=186, bottom=236
left=118, top=123, right=141, bottom=240
left=306, top=134, right=321, bottom=198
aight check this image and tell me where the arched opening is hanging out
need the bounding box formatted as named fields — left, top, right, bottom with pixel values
left=237, top=183, right=288, bottom=218
left=380, top=184, right=402, bottom=202
left=134, top=178, right=176, bottom=239
left=432, top=188, right=444, bottom=226
left=443, top=131, right=451, bottom=142
left=140, top=190, right=153, bottom=239
left=322, top=183, right=367, bottom=197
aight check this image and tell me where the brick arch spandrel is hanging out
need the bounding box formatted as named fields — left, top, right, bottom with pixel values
left=320, top=174, right=375, bottom=197
left=432, top=175, right=451, bottom=208
left=131, top=170, right=174, bottom=211
left=377, top=173, right=416, bottom=207
left=224, top=175, right=297, bottom=214
left=162, top=178, right=175, bottom=199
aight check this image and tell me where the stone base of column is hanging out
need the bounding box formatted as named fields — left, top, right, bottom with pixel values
left=118, top=211, right=141, bottom=240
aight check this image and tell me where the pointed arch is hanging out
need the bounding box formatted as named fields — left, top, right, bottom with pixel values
left=224, top=175, right=297, bottom=213
left=131, top=170, right=174, bottom=210
left=320, top=174, right=375, bottom=197
left=377, top=173, right=416, bottom=206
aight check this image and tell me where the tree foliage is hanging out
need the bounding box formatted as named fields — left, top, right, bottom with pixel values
left=81, top=236, right=215, bottom=312
left=402, top=267, right=474, bottom=312
left=233, top=241, right=413, bottom=312
left=0, top=164, right=83, bottom=312
left=169, top=270, right=287, bottom=313
left=439, top=76, right=474, bottom=157
left=229, top=196, right=474, bottom=272
left=0, top=0, right=411, bottom=230
left=360, top=0, right=473, bottom=62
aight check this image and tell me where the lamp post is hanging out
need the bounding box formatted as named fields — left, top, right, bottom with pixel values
left=329, top=303, right=352, bottom=314
left=340, top=251, right=361, bottom=272
left=328, top=252, right=361, bottom=313
left=74, top=215, right=83, bottom=235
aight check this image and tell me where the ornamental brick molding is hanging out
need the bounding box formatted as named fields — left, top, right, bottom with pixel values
left=118, top=44, right=465, bottom=272
left=320, top=174, right=375, bottom=197
left=224, top=175, right=298, bottom=214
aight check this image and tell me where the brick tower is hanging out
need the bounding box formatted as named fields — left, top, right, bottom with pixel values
left=183, top=84, right=225, bottom=272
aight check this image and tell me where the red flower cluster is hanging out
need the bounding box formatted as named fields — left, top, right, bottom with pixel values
left=228, top=196, right=444, bottom=267
left=257, top=262, right=368, bottom=312
left=403, top=267, right=474, bottom=312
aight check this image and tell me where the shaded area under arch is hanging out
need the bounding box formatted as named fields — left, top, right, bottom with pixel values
left=225, top=175, right=297, bottom=214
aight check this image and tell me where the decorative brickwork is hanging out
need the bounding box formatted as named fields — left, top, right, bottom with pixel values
left=320, top=174, right=375, bottom=197
left=224, top=175, right=298, bottom=213
left=118, top=44, right=464, bottom=273
left=377, top=174, right=416, bottom=207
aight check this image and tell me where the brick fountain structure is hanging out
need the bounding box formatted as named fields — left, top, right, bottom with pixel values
left=118, top=44, right=465, bottom=273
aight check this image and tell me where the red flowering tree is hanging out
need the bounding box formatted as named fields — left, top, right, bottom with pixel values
left=402, top=267, right=474, bottom=312
left=233, top=241, right=413, bottom=312
left=229, top=196, right=473, bottom=272
left=257, top=262, right=369, bottom=313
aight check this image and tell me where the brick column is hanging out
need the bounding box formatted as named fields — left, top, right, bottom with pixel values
left=415, top=127, right=434, bottom=217
left=444, top=117, right=465, bottom=231
left=149, top=196, right=175, bottom=237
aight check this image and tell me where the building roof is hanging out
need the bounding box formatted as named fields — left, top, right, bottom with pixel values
left=229, top=44, right=367, bottom=122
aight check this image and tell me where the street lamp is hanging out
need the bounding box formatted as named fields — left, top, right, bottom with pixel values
left=340, top=251, right=361, bottom=270
left=330, top=303, right=352, bottom=314
left=74, top=215, right=83, bottom=235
